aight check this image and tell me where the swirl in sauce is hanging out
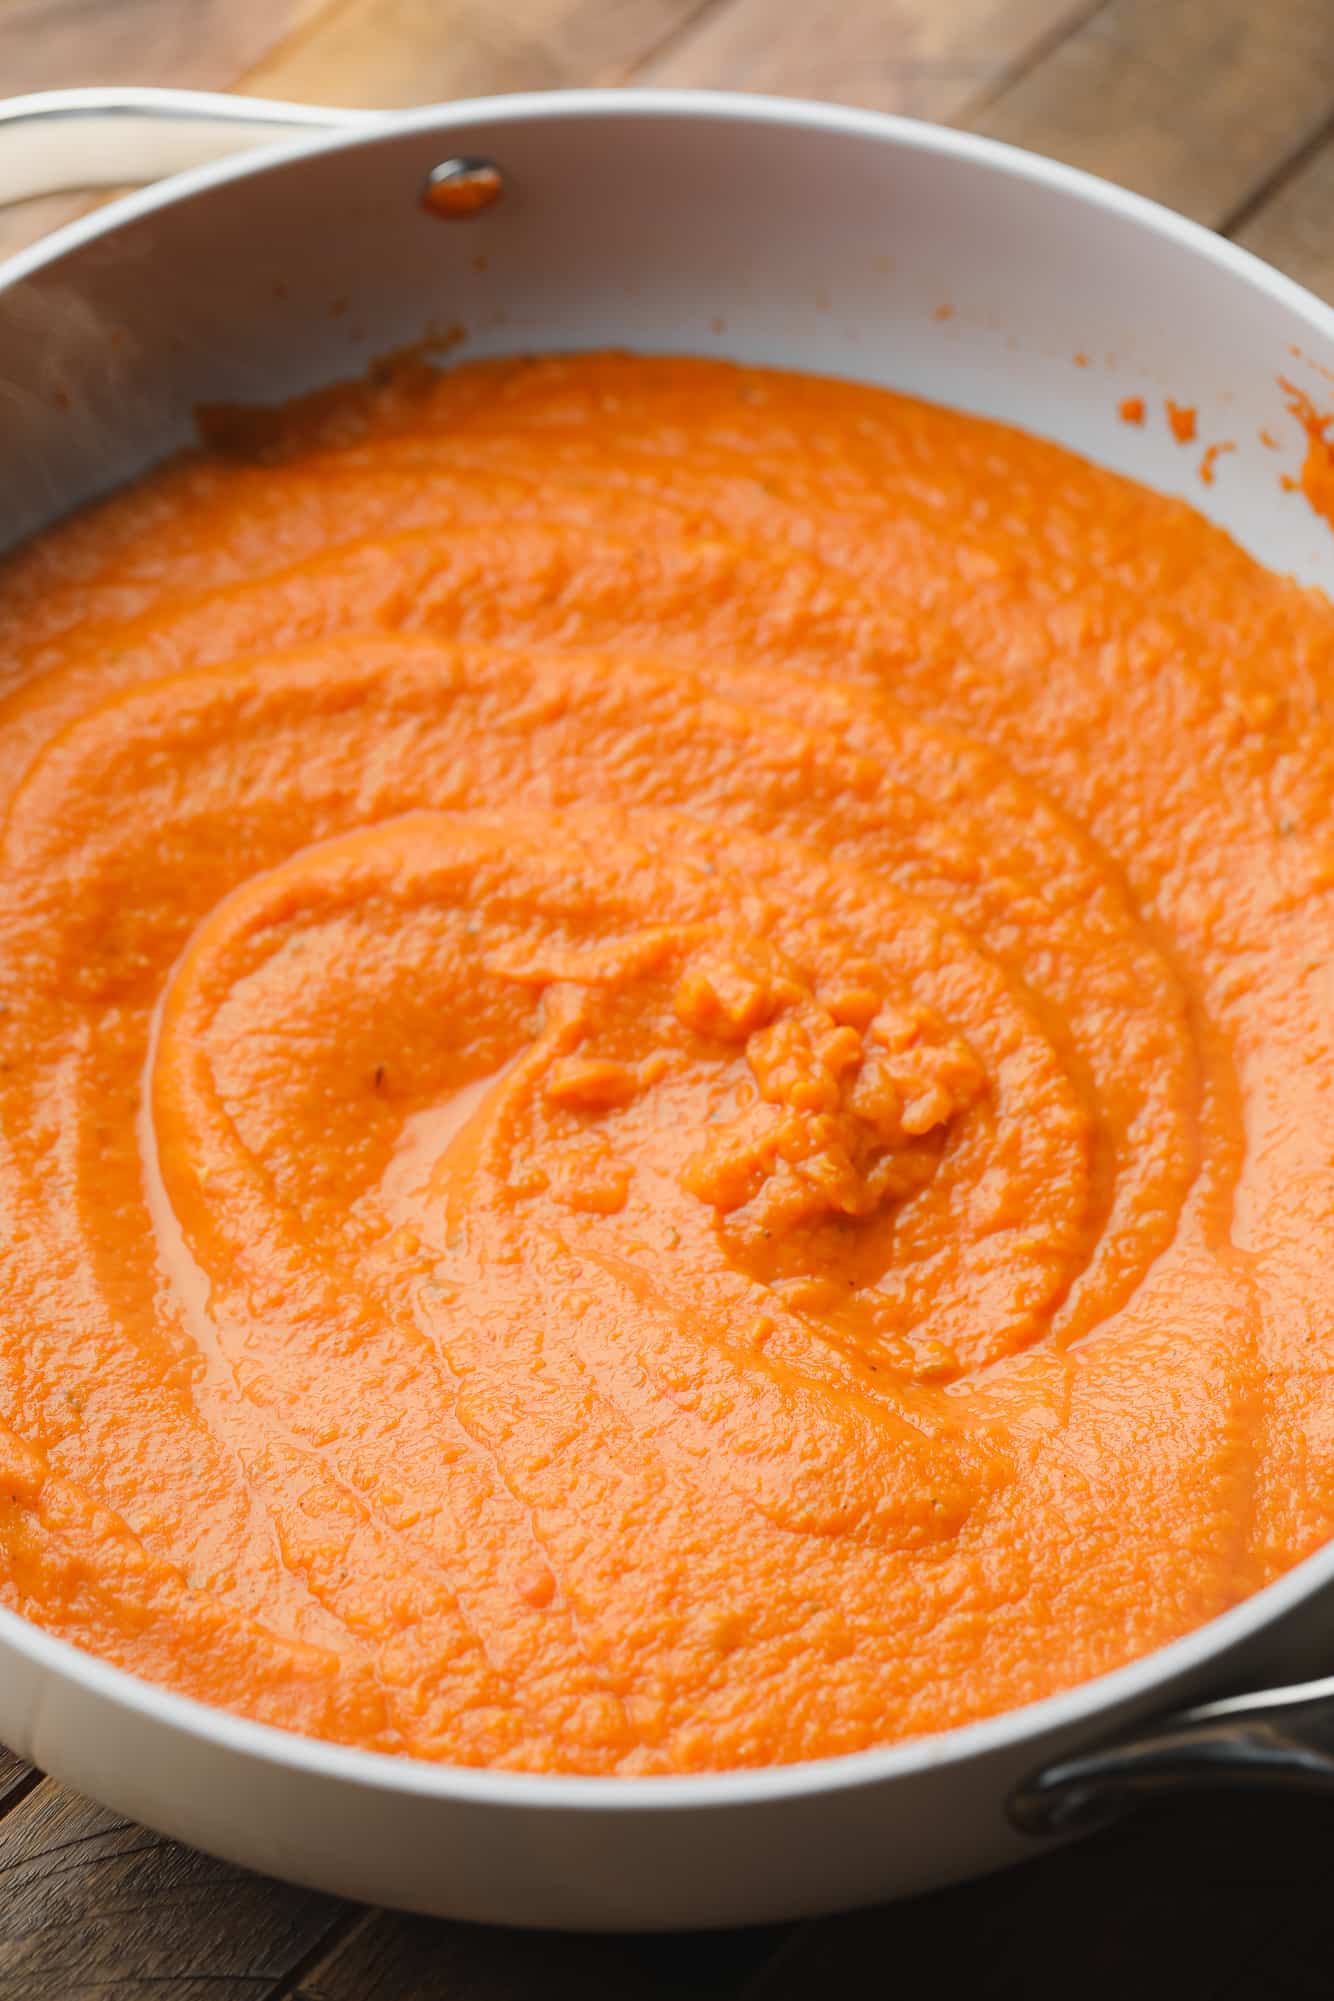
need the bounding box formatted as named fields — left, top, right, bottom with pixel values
left=0, top=353, right=1330, bottom=1772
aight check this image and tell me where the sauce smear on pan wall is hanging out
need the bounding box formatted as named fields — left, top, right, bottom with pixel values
left=0, top=352, right=1330, bottom=1773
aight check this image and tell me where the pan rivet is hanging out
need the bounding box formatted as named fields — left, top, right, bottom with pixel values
left=421, top=157, right=506, bottom=219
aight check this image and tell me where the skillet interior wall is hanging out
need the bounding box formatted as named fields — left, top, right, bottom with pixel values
left=1, top=99, right=1331, bottom=582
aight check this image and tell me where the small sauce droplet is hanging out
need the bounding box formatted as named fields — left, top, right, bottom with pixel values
left=1165, top=400, right=1197, bottom=445
left=1199, top=441, right=1236, bottom=487
left=1278, top=377, right=1334, bottom=531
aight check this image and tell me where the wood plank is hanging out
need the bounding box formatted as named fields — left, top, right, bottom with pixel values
left=0, top=0, right=330, bottom=95
left=634, top=0, right=1096, bottom=121
left=1233, top=132, right=1334, bottom=304
left=969, top=0, right=1334, bottom=228
left=236, top=0, right=715, bottom=107
left=292, top=1906, right=785, bottom=2000
left=0, top=1745, right=38, bottom=1818
left=0, top=1775, right=350, bottom=2001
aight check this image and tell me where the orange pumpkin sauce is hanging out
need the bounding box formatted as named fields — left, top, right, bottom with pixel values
left=1, top=352, right=1332, bottom=1773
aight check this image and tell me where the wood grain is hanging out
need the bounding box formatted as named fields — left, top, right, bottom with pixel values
left=1235, top=131, right=1334, bottom=304
left=291, top=1908, right=785, bottom=2000
left=0, top=1778, right=345, bottom=2001
left=971, top=0, right=1334, bottom=226
left=0, top=0, right=330, bottom=94
left=236, top=0, right=716, bottom=106
left=635, top=0, right=1096, bottom=120
left=0, top=1747, right=38, bottom=1819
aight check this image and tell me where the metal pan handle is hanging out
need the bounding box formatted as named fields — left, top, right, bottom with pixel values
left=0, top=87, right=386, bottom=210
left=1010, top=1672, right=1334, bottom=1837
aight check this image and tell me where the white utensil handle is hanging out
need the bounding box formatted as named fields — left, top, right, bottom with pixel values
left=0, top=87, right=385, bottom=208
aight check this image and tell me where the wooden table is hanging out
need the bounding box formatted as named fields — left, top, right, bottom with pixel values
left=3, top=2, right=1334, bottom=1993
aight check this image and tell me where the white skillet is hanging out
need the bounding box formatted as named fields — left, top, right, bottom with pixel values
left=0, top=87, right=1332, bottom=1928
